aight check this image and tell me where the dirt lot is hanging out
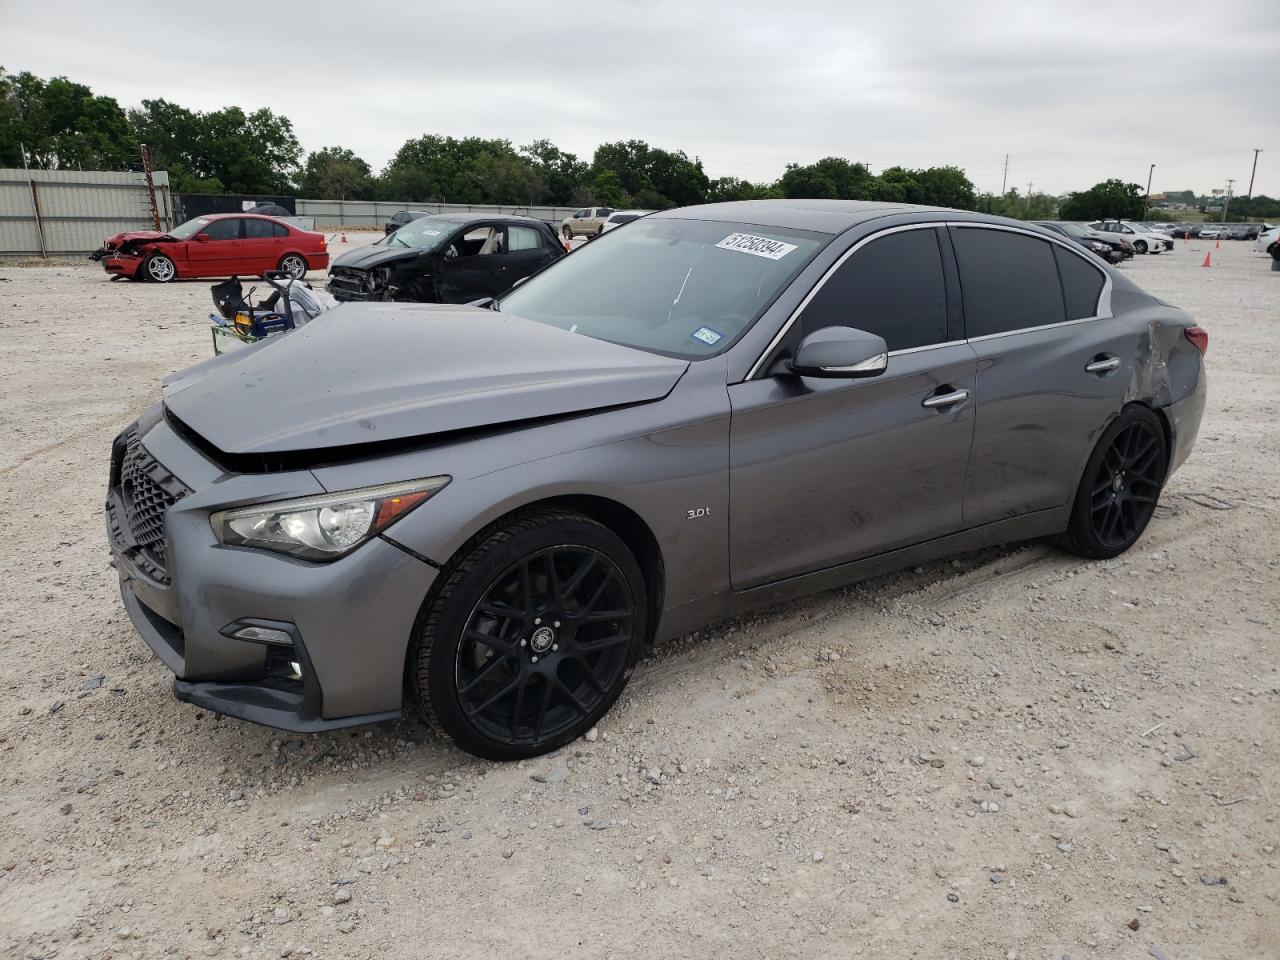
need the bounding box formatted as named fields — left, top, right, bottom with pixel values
left=0, top=238, right=1276, bottom=960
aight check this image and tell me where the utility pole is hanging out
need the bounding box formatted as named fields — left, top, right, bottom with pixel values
left=1222, top=179, right=1235, bottom=223
left=1025, top=181, right=1034, bottom=215
left=1246, top=149, right=1261, bottom=200
left=1001, top=154, right=1009, bottom=195
left=1143, top=163, right=1155, bottom=219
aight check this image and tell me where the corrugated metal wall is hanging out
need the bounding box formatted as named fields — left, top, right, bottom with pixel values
left=0, top=169, right=173, bottom=257
left=0, top=172, right=586, bottom=257
left=297, top=199, right=581, bottom=228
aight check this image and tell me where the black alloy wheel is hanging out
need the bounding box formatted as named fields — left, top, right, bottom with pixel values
left=410, top=509, right=646, bottom=760
left=1062, top=406, right=1168, bottom=559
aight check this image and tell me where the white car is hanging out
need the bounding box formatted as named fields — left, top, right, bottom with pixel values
left=1252, top=225, right=1278, bottom=252
left=1089, top=220, right=1175, bottom=254
left=1198, top=225, right=1226, bottom=240
left=600, top=209, right=655, bottom=233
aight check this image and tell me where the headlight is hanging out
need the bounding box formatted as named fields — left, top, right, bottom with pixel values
left=210, top=477, right=450, bottom=561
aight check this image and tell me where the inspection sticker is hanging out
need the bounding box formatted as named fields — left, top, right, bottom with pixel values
left=715, top=232, right=798, bottom=261
left=691, top=326, right=723, bottom=345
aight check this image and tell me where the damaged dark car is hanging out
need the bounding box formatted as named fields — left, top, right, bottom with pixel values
left=328, top=214, right=564, bottom=303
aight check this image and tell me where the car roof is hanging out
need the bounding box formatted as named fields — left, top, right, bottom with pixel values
left=420, top=213, right=551, bottom=227
left=655, top=199, right=943, bottom=235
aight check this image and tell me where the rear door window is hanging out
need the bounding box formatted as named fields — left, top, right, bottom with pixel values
left=1053, top=245, right=1106, bottom=319
left=951, top=227, right=1066, bottom=337
left=508, top=225, right=545, bottom=251
left=800, top=228, right=948, bottom=352
left=244, top=219, right=276, bottom=239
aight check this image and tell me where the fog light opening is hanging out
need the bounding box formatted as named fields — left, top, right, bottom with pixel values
left=228, top=624, right=294, bottom=647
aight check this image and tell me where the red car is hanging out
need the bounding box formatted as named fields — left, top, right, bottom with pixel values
left=90, top=213, right=329, bottom=283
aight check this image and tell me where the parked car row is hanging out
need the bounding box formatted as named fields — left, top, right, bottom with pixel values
left=1036, top=222, right=1135, bottom=263
left=1162, top=223, right=1269, bottom=241
left=1088, top=220, right=1175, bottom=254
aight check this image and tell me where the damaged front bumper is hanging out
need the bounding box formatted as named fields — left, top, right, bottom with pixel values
left=90, top=245, right=144, bottom=277
left=106, top=408, right=437, bottom=732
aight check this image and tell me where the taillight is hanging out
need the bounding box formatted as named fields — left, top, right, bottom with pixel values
left=1184, top=326, right=1209, bottom=355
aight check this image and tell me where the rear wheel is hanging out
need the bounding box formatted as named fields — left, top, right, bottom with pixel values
left=409, top=509, right=646, bottom=760
left=278, top=254, right=308, bottom=279
left=562, top=225, right=573, bottom=240
left=143, top=252, right=176, bottom=282
left=1061, top=406, right=1168, bottom=559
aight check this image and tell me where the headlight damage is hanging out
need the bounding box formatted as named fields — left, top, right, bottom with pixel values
left=210, top=477, right=450, bottom=560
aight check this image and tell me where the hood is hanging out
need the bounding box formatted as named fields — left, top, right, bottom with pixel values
left=330, top=241, right=421, bottom=271
left=162, top=303, right=688, bottom=457
left=106, top=230, right=175, bottom=247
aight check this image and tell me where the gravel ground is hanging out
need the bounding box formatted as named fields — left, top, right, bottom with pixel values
left=0, top=238, right=1276, bottom=960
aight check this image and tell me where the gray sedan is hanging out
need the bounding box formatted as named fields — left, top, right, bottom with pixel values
left=106, top=200, right=1208, bottom=760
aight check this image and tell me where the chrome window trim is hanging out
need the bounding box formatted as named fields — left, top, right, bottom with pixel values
left=746, top=219, right=1113, bottom=379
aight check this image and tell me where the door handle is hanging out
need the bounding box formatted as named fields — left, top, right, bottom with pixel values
left=1084, top=356, right=1121, bottom=374
left=922, top=388, right=970, bottom=409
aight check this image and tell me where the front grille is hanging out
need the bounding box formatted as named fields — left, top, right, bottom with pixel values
left=107, top=426, right=190, bottom=584
left=327, top=267, right=375, bottom=301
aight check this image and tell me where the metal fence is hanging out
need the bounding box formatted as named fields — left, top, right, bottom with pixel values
left=297, top=199, right=581, bottom=229
left=0, top=169, right=173, bottom=257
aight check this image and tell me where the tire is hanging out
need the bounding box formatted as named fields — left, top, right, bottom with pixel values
left=143, top=252, right=176, bottom=283
left=1060, top=405, right=1168, bottom=560
left=409, top=508, right=647, bottom=761
left=278, top=254, right=308, bottom=279
left=562, top=226, right=573, bottom=240
left=1134, top=240, right=1148, bottom=255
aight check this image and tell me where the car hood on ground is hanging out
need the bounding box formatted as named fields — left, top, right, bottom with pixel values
left=329, top=242, right=422, bottom=271
left=161, top=303, right=688, bottom=456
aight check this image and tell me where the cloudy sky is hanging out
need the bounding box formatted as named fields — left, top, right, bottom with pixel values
left=3, top=0, right=1277, bottom=197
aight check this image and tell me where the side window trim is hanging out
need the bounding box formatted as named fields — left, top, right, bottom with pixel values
left=746, top=220, right=1114, bottom=378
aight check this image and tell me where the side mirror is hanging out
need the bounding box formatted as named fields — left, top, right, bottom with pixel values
left=787, top=326, right=888, bottom=378
left=194, top=232, right=210, bottom=242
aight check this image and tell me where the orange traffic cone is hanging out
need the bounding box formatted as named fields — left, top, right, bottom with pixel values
left=340, top=232, right=349, bottom=243
left=1202, top=251, right=1212, bottom=268
left=1183, top=232, right=1189, bottom=244
left=1215, top=237, right=1220, bottom=250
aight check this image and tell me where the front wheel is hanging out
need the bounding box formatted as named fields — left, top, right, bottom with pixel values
left=1060, top=406, right=1168, bottom=560
left=143, top=252, right=176, bottom=282
left=1134, top=239, right=1148, bottom=254
left=409, top=509, right=647, bottom=760
left=278, top=254, right=308, bottom=279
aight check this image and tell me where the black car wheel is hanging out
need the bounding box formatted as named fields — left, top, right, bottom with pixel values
left=1134, top=240, right=1148, bottom=254
left=143, top=252, right=177, bottom=283
left=409, top=508, right=646, bottom=760
left=1061, top=405, right=1168, bottom=560
left=562, top=226, right=573, bottom=241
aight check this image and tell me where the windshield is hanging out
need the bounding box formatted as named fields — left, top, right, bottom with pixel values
left=497, top=217, right=824, bottom=359
left=169, top=217, right=211, bottom=240
left=387, top=217, right=453, bottom=250
left=1128, top=222, right=1152, bottom=233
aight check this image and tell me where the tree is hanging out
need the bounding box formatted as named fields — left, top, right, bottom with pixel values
left=379, top=135, right=546, bottom=204
left=976, top=188, right=1058, bottom=220
left=707, top=177, right=780, bottom=202
left=1059, top=179, right=1145, bottom=221
left=0, top=69, right=136, bottom=169
left=779, top=157, right=877, bottom=200
left=591, top=170, right=626, bottom=207
left=519, top=139, right=588, bottom=206
left=299, top=146, right=373, bottom=199
left=129, top=99, right=300, bottom=193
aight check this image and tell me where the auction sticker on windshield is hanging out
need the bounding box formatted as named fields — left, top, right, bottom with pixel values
left=716, top=233, right=798, bottom=261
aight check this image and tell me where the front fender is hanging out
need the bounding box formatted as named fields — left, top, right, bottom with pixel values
left=309, top=359, right=732, bottom=614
